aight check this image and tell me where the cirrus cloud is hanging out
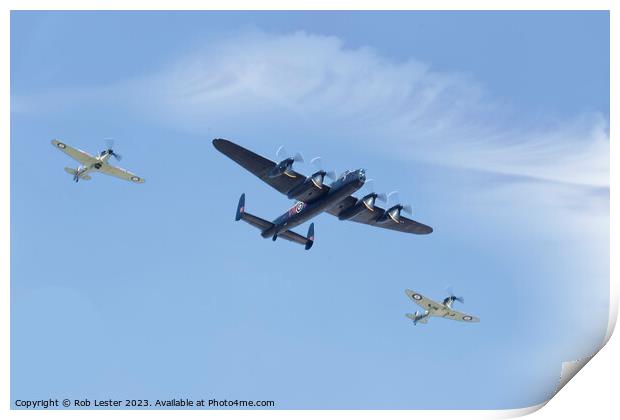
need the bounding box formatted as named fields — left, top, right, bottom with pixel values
left=129, top=30, right=608, bottom=189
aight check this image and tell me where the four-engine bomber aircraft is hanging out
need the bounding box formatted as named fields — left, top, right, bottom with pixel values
left=405, top=289, right=480, bottom=325
left=51, top=139, right=145, bottom=183
left=213, top=138, right=432, bottom=249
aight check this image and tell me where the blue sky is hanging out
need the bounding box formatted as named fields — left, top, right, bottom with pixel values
left=11, top=11, right=609, bottom=409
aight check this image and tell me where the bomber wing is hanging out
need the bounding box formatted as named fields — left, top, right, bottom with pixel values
left=98, top=163, right=145, bottom=183
left=212, top=138, right=327, bottom=202
left=328, top=196, right=433, bottom=234
left=51, top=139, right=97, bottom=165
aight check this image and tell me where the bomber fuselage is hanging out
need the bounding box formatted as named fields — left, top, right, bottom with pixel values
left=261, top=169, right=366, bottom=238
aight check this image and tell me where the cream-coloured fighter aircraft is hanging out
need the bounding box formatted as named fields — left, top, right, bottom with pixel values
left=405, top=289, right=479, bottom=325
left=51, top=139, right=145, bottom=183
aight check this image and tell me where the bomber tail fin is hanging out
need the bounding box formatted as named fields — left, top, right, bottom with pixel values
left=235, top=193, right=246, bottom=221
left=234, top=193, right=274, bottom=231
left=278, top=223, right=315, bottom=250
left=305, top=223, right=315, bottom=250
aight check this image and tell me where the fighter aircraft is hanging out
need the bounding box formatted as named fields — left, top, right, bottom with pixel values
left=212, top=138, right=433, bottom=249
left=51, top=139, right=145, bottom=183
left=405, top=289, right=480, bottom=325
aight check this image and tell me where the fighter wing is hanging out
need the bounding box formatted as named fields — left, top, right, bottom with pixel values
left=439, top=308, right=480, bottom=323
left=405, top=289, right=444, bottom=314
left=212, top=138, right=326, bottom=201
left=327, top=196, right=433, bottom=234
left=51, top=139, right=97, bottom=165
left=98, top=163, right=145, bottom=183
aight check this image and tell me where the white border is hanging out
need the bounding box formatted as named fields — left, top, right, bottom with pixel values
left=2, top=1, right=615, bottom=419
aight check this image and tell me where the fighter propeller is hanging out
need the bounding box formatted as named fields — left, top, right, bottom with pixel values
left=443, top=285, right=465, bottom=307
left=104, top=138, right=122, bottom=161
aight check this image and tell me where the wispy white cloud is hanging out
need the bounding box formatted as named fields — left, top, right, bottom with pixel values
left=128, top=30, right=608, bottom=189
left=14, top=30, right=609, bottom=191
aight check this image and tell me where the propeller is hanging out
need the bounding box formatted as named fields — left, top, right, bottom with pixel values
left=378, top=191, right=413, bottom=223
left=444, top=285, right=465, bottom=305
left=357, top=179, right=387, bottom=212
left=387, top=191, right=413, bottom=215
left=276, top=145, right=304, bottom=164
left=268, top=145, right=304, bottom=178
left=364, top=179, right=387, bottom=203
left=104, top=138, right=122, bottom=161
left=309, top=156, right=336, bottom=188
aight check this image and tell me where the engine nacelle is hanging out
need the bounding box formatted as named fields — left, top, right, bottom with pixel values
left=268, top=158, right=296, bottom=178
left=338, top=193, right=380, bottom=220
left=309, top=171, right=328, bottom=189
left=286, top=171, right=327, bottom=199
left=377, top=205, right=403, bottom=224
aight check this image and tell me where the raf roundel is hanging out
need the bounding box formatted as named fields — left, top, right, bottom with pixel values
left=131, top=176, right=141, bottom=182
left=462, top=315, right=473, bottom=321
left=57, top=142, right=66, bottom=149
left=412, top=293, right=423, bottom=300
